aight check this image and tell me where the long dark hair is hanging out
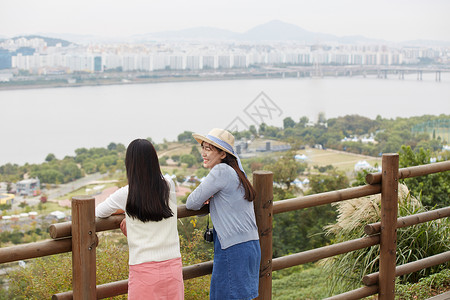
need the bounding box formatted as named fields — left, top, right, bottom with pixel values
left=125, top=139, right=172, bottom=222
left=221, top=151, right=256, bottom=202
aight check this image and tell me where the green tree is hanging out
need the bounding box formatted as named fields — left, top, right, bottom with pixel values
left=399, top=145, right=450, bottom=207
left=308, top=169, right=349, bottom=194
left=31, top=168, right=64, bottom=184
left=273, top=205, right=336, bottom=257
left=159, top=156, right=168, bottom=166
left=273, top=167, right=350, bottom=259
left=265, top=152, right=306, bottom=189
left=60, top=161, right=82, bottom=182
left=116, top=143, right=126, bottom=153
left=45, top=153, right=56, bottom=162
left=298, top=116, right=309, bottom=128
left=283, top=117, right=296, bottom=129
left=180, top=154, right=197, bottom=168
left=178, top=131, right=196, bottom=143
left=190, top=145, right=203, bottom=163
left=195, top=167, right=209, bottom=179
left=107, top=142, right=117, bottom=150
left=249, top=125, right=257, bottom=136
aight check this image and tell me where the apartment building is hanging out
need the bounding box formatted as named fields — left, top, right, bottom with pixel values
left=3, top=37, right=449, bottom=72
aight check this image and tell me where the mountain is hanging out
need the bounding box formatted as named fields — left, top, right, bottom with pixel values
left=12, top=35, right=72, bottom=47
left=133, top=20, right=384, bottom=44
left=241, top=20, right=338, bottom=43
left=135, top=26, right=239, bottom=41
left=400, top=39, right=450, bottom=47
left=7, top=20, right=449, bottom=46
left=32, top=33, right=106, bottom=44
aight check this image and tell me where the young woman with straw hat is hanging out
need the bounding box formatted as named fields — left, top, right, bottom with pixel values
left=186, top=128, right=260, bottom=300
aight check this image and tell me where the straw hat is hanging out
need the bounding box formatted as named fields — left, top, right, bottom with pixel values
left=192, top=128, right=236, bottom=158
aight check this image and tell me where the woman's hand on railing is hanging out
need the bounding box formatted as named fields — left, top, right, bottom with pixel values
left=120, top=219, right=127, bottom=237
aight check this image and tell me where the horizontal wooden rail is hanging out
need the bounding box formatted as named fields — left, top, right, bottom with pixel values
left=366, top=160, right=450, bottom=184
left=0, top=238, right=72, bottom=264
left=323, top=285, right=379, bottom=300
left=49, top=215, right=124, bottom=239
left=49, top=204, right=209, bottom=239
left=362, top=251, right=450, bottom=286
left=273, top=184, right=381, bottom=215
left=52, top=260, right=214, bottom=299
left=364, top=207, right=450, bottom=235
left=52, top=280, right=129, bottom=300
left=182, top=260, right=214, bottom=280
left=272, top=235, right=380, bottom=271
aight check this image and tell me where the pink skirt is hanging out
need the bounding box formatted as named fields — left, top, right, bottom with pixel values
left=128, top=257, right=184, bottom=300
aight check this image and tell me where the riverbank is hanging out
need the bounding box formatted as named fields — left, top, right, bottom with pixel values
left=0, top=71, right=281, bottom=91
left=2, top=64, right=415, bottom=91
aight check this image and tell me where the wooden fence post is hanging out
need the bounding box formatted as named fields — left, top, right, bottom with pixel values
left=379, top=154, right=399, bottom=300
left=72, top=196, right=97, bottom=300
left=253, top=171, right=274, bottom=300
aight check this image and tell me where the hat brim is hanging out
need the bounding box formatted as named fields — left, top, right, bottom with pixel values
left=192, top=133, right=237, bottom=158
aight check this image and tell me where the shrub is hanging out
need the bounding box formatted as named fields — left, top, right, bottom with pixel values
left=396, top=269, right=450, bottom=300
left=322, top=184, right=449, bottom=294
left=3, top=236, right=129, bottom=299
left=272, top=264, right=330, bottom=299
left=181, top=228, right=213, bottom=300
left=3, top=228, right=214, bottom=299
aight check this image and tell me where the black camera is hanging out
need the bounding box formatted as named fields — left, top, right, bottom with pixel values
left=204, top=228, right=214, bottom=242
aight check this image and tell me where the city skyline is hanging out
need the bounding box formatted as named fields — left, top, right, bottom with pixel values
left=1, top=0, right=450, bottom=43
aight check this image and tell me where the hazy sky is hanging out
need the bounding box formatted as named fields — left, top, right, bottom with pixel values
left=1, top=0, right=450, bottom=42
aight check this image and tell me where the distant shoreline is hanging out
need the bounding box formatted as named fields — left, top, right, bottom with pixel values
left=2, top=65, right=447, bottom=91
left=0, top=74, right=275, bottom=91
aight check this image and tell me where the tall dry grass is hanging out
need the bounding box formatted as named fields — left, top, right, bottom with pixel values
left=322, top=184, right=449, bottom=294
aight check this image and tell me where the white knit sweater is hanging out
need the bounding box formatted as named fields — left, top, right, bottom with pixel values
left=95, top=177, right=181, bottom=265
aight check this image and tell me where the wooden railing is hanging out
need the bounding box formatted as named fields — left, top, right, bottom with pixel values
left=0, top=153, right=449, bottom=299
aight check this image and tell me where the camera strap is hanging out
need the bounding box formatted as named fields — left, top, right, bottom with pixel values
left=206, top=215, right=211, bottom=230
left=204, top=215, right=214, bottom=242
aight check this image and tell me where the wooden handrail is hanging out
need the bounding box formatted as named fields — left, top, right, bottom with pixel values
left=362, top=251, right=450, bottom=286
left=323, top=285, right=379, bottom=300
left=52, top=261, right=214, bottom=299
left=0, top=238, right=73, bottom=264
left=364, top=206, right=450, bottom=235
left=273, top=184, right=381, bottom=215
left=272, top=235, right=380, bottom=271
left=365, top=160, right=450, bottom=184
left=49, top=205, right=209, bottom=239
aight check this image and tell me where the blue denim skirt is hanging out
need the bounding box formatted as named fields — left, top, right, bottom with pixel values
left=210, top=229, right=261, bottom=300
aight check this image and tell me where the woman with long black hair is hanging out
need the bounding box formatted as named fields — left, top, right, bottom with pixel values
left=96, top=139, right=183, bottom=299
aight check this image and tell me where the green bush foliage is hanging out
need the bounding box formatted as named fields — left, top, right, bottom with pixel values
left=2, top=237, right=129, bottom=299
left=395, top=269, right=450, bottom=300
left=180, top=228, right=213, bottom=300
left=322, top=184, right=450, bottom=294
left=272, top=264, right=330, bottom=299
left=1, top=228, right=214, bottom=299
left=399, top=145, right=450, bottom=208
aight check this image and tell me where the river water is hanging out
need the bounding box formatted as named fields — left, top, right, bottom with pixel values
left=1, top=74, right=449, bottom=165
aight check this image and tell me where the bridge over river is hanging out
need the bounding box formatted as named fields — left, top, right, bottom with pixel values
left=259, top=65, right=450, bottom=81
